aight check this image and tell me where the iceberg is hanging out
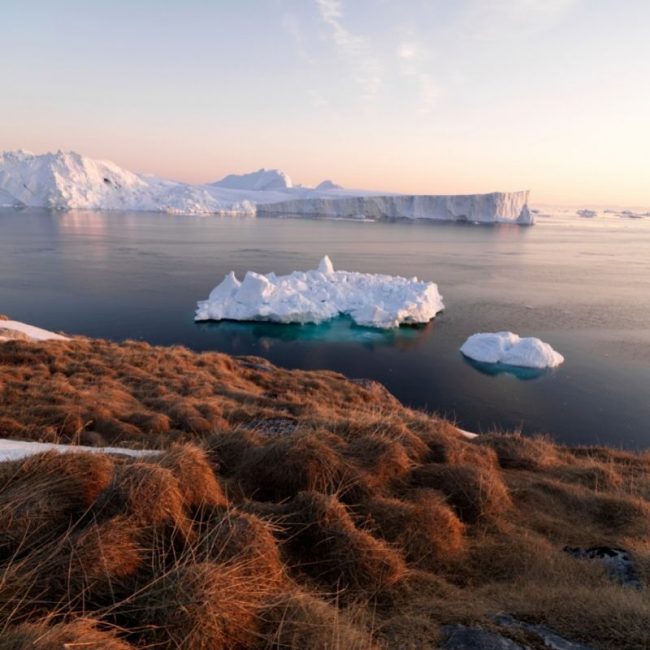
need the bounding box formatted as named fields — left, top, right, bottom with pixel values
left=0, top=150, right=533, bottom=224
left=212, top=168, right=293, bottom=191
left=195, top=256, right=444, bottom=329
left=257, top=192, right=533, bottom=224
left=460, top=332, right=564, bottom=369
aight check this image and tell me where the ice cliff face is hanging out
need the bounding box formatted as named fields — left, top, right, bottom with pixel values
left=257, top=192, right=533, bottom=225
left=0, top=150, right=533, bottom=224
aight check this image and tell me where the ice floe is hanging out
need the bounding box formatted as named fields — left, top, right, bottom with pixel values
left=195, top=256, right=444, bottom=329
left=460, top=331, right=564, bottom=369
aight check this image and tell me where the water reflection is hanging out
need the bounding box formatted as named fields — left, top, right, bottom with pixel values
left=196, top=317, right=434, bottom=350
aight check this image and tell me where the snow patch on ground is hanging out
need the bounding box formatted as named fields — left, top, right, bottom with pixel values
left=0, top=320, right=69, bottom=343
left=460, top=331, right=564, bottom=369
left=0, top=438, right=156, bottom=463
left=195, top=256, right=444, bottom=329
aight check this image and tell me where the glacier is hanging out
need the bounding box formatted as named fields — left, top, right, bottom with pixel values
left=460, top=332, right=564, bottom=369
left=0, top=149, right=533, bottom=224
left=195, top=256, right=445, bottom=329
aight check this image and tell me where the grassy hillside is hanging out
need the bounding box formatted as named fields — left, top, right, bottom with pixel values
left=0, top=338, right=649, bottom=648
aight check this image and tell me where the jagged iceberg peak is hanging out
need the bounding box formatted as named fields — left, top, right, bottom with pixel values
left=317, top=255, right=334, bottom=274
left=460, top=331, right=564, bottom=368
left=212, top=168, right=293, bottom=191
left=195, top=257, right=444, bottom=329
left=316, top=179, right=343, bottom=190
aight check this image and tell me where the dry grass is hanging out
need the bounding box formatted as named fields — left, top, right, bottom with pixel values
left=0, top=338, right=649, bottom=648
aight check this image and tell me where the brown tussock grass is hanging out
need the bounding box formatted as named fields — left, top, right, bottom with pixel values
left=2, top=618, right=134, bottom=649
left=194, top=507, right=286, bottom=588
left=277, top=491, right=407, bottom=592
left=257, top=589, right=376, bottom=649
left=358, top=491, right=466, bottom=571
left=410, top=462, right=511, bottom=523
left=1, top=338, right=650, bottom=648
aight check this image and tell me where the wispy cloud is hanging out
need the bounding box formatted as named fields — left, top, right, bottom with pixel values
left=464, top=0, right=580, bottom=39
left=281, top=13, right=314, bottom=64
left=396, top=36, right=440, bottom=114
left=314, top=0, right=382, bottom=100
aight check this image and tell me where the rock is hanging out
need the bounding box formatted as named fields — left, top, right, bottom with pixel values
left=441, top=625, right=528, bottom=650
left=563, top=546, right=642, bottom=588
left=349, top=378, right=399, bottom=402
left=494, top=614, right=594, bottom=650
left=244, top=417, right=298, bottom=437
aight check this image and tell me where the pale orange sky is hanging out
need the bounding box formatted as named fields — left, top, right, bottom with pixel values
left=2, top=0, right=649, bottom=207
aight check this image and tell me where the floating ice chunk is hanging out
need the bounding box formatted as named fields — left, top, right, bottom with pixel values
left=577, top=209, right=598, bottom=218
left=195, top=257, right=444, bottom=329
left=460, top=331, right=564, bottom=369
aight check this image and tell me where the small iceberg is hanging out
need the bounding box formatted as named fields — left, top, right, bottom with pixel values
left=195, top=256, right=444, bottom=329
left=460, top=331, right=564, bottom=369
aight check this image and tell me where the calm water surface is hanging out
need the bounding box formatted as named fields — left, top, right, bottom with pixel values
left=1, top=208, right=649, bottom=448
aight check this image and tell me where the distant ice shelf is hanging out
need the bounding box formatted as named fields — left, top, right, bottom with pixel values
left=258, top=192, right=533, bottom=224
left=460, top=332, right=564, bottom=369
left=0, top=150, right=533, bottom=224
left=195, top=256, right=445, bottom=329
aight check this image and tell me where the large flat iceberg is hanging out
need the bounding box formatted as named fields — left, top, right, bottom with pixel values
left=460, top=332, right=564, bottom=369
left=258, top=192, right=533, bottom=225
left=0, top=150, right=533, bottom=224
left=195, top=256, right=444, bottom=329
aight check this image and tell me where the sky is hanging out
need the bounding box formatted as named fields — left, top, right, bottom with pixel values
left=2, top=0, right=649, bottom=206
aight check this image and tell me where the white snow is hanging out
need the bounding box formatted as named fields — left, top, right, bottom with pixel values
left=460, top=332, right=564, bottom=369
left=0, top=320, right=69, bottom=342
left=0, top=150, right=533, bottom=224
left=0, top=438, right=156, bottom=463
left=212, top=168, right=293, bottom=191
left=195, top=256, right=444, bottom=329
